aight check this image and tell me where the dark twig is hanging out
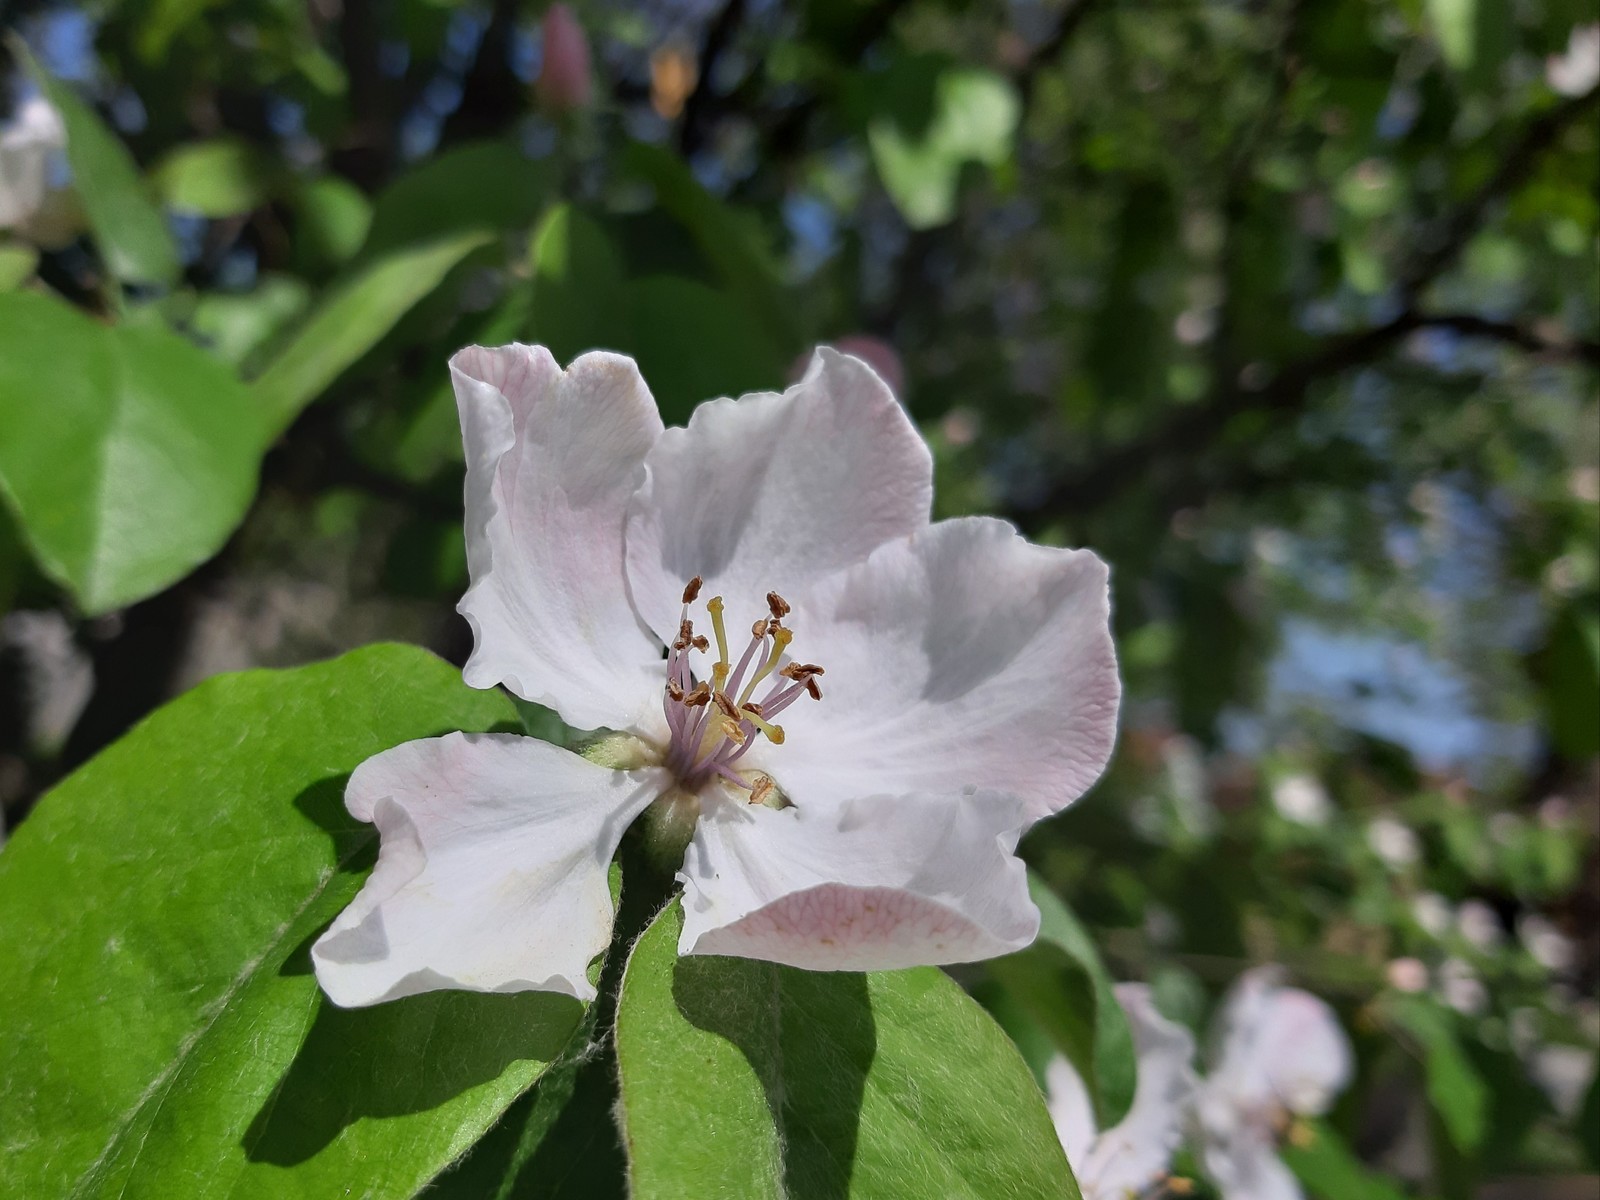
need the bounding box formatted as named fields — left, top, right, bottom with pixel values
left=678, top=0, right=747, bottom=157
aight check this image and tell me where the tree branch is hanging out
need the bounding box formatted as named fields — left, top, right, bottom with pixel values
left=678, top=0, right=747, bottom=157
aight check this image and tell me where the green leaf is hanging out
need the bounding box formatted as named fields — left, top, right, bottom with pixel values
left=251, top=230, right=492, bottom=436
left=1385, top=995, right=1489, bottom=1153
left=189, top=273, right=314, bottom=368
left=152, top=138, right=280, bottom=217
left=1281, top=1119, right=1409, bottom=1200
left=615, top=902, right=1079, bottom=1199
left=624, top=276, right=787, bottom=422
left=0, top=643, right=582, bottom=1198
left=289, top=175, right=373, bottom=273
left=0, top=243, right=39, bottom=290
left=987, top=873, right=1138, bottom=1129
left=528, top=203, right=627, bottom=364
left=621, top=143, right=796, bottom=349
left=21, top=55, right=180, bottom=286
left=363, top=141, right=554, bottom=259
left=868, top=68, right=1019, bottom=230
left=0, top=291, right=266, bottom=613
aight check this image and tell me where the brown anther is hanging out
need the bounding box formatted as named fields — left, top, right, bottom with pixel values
left=742, top=701, right=765, bottom=717
left=666, top=680, right=685, bottom=701
left=748, top=776, right=774, bottom=806
left=683, top=683, right=711, bottom=707
left=805, top=678, right=822, bottom=700
left=766, top=591, right=791, bottom=618
left=682, top=576, right=703, bottom=604
left=780, top=662, right=824, bottom=681
left=692, top=635, right=710, bottom=651
left=677, top=617, right=694, bottom=642
left=713, top=691, right=741, bottom=721
left=751, top=618, right=770, bottom=638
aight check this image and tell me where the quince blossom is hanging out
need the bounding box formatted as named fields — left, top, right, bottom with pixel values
left=1195, top=968, right=1352, bottom=1200
left=0, top=94, right=68, bottom=241
left=1047, top=984, right=1198, bottom=1200
left=312, top=345, right=1119, bottom=1006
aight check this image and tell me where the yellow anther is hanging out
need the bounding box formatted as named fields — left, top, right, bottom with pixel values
left=742, top=708, right=786, bottom=745
left=718, top=717, right=746, bottom=744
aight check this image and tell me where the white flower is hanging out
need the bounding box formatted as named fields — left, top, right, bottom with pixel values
left=1271, top=772, right=1331, bottom=827
left=1366, top=815, right=1420, bottom=869
left=311, top=346, right=1120, bottom=1006
left=1411, top=891, right=1453, bottom=938
left=1047, top=984, right=1198, bottom=1200
left=0, top=93, right=67, bottom=239
left=1547, top=23, right=1600, bottom=97
left=1518, top=913, right=1575, bottom=973
left=1456, top=899, right=1503, bottom=952
left=1195, top=967, right=1353, bottom=1200
left=1437, top=957, right=1486, bottom=1016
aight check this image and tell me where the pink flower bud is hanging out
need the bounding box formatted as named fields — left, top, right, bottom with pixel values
left=537, top=4, right=592, bottom=113
left=789, top=335, right=906, bottom=396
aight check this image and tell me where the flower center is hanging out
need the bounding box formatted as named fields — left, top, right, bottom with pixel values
left=660, top=576, right=824, bottom=802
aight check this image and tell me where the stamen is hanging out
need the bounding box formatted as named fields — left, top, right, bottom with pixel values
left=713, top=691, right=741, bottom=721
left=683, top=682, right=711, bottom=707
left=742, top=710, right=786, bottom=745
left=766, top=591, right=791, bottom=618
left=692, top=635, right=710, bottom=651
left=683, top=576, right=703, bottom=603
left=806, top=678, right=822, bottom=700
left=738, top=625, right=792, bottom=706
left=749, top=776, right=774, bottom=806
left=666, top=680, right=685, bottom=701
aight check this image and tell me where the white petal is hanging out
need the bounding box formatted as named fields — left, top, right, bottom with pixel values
left=312, top=732, right=668, bottom=1007
left=1045, top=1055, right=1099, bottom=1171
left=0, top=97, right=63, bottom=232
left=676, top=789, right=1038, bottom=971
left=452, top=345, right=665, bottom=733
left=1211, top=967, right=1353, bottom=1118
left=624, top=347, right=932, bottom=642
left=1078, top=984, right=1198, bottom=1198
left=776, top=517, right=1120, bottom=824
left=1199, top=1125, right=1305, bottom=1200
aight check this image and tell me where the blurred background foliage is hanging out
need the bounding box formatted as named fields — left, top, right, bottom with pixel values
left=0, top=0, right=1596, bottom=1194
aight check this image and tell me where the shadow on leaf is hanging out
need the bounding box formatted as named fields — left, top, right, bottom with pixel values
left=242, top=905, right=583, bottom=1166
left=673, top=954, right=876, bottom=1199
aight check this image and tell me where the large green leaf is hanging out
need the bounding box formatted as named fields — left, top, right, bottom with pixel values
left=23, top=55, right=179, bottom=286
left=0, top=644, right=582, bottom=1198
left=987, top=873, right=1138, bottom=1128
left=251, top=230, right=492, bottom=436
left=527, top=203, right=626, bottom=364
left=0, top=291, right=266, bottom=613
left=362, top=141, right=554, bottom=259
left=620, top=143, right=796, bottom=349
left=615, top=902, right=1079, bottom=1199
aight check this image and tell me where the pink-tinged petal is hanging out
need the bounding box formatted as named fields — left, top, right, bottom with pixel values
left=676, top=789, right=1038, bottom=971
left=312, top=732, right=669, bottom=1007
left=1075, top=984, right=1197, bottom=1198
left=624, top=347, right=933, bottom=642
left=452, top=345, right=665, bottom=733
left=1198, top=1126, right=1305, bottom=1200
left=1210, top=967, right=1352, bottom=1118
left=776, top=516, right=1119, bottom=824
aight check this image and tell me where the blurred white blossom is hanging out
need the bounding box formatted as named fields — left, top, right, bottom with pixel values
left=1272, top=773, right=1332, bottom=827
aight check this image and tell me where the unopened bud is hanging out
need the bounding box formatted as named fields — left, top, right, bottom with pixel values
left=536, top=4, right=592, bottom=113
